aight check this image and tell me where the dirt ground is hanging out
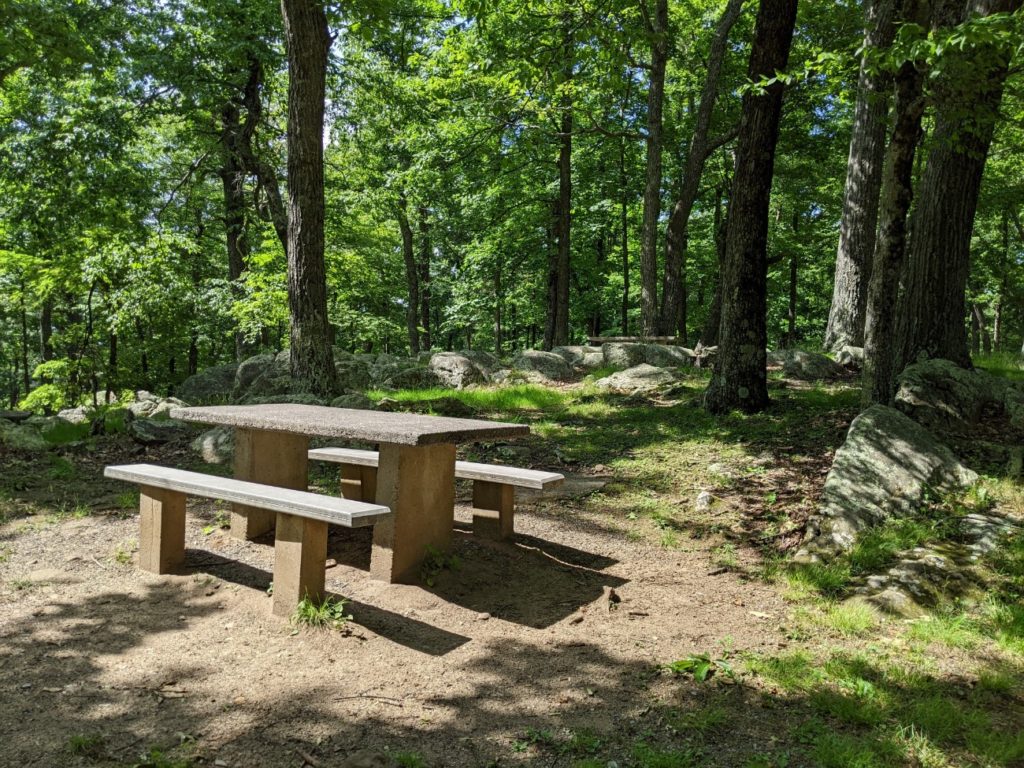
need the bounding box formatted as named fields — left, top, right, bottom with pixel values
left=0, top=431, right=796, bottom=768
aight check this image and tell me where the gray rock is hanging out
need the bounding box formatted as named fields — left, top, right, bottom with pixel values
left=192, top=426, right=235, bottom=464
left=57, top=406, right=95, bottom=425
left=602, top=342, right=646, bottom=369
left=234, top=354, right=277, bottom=397
left=512, top=350, right=574, bottom=381
left=333, top=358, right=371, bottom=393
left=457, top=349, right=504, bottom=378
left=240, top=393, right=328, bottom=406
left=836, top=345, right=865, bottom=368
left=382, top=366, right=442, bottom=390
left=331, top=392, right=373, bottom=409
left=0, top=410, right=31, bottom=423
left=798, top=405, right=977, bottom=559
left=428, top=352, right=486, bottom=389
left=579, top=351, right=606, bottom=370
left=128, top=418, right=191, bottom=445
left=177, top=364, right=237, bottom=405
left=0, top=420, right=49, bottom=451
left=643, top=344, right=695, bottom=368
left=894, top=358, right=1007, bottom=433
left=768, top=349, right=847, bottom=381
left=695, top=491, right=714, bottom=512
left=595, top=363, right=677, bottom=393
left=244, top=351, right=294, bottom=399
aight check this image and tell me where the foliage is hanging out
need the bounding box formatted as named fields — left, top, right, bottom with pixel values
left=291, top=595, right=354, bottom=631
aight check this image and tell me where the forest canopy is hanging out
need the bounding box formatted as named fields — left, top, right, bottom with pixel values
left=1, top=0, right=1022, bottom=412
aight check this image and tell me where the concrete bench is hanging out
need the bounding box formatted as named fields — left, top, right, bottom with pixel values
left=104, top=463, right=391, bottom=616
left=308, top=447, right=563, bottom=541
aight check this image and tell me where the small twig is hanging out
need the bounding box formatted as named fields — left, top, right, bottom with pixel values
left=90, top=556, right=108, bottom=571
left=296, top=748, right=322, bottom=767
left=334, top=694, right=404, bottom=707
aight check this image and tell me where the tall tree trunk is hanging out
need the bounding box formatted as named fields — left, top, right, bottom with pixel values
left=107, top=332, right=117, bottom=402
left=704, top=0, right=798, bottom=414
left=544, top=15, right=573, bottom=349
left=786, top=252, right=798, bottom=348
left=238, top=56, right=289, bottom=253
left=418, top=207, right=432, bottom=351
left=397, top=195, right=420, bottom=355
left=39, top=298, right=53, bottom=362
left=862, top=2, right=927, bottom=406
left=638, top=0, right=669, bottom=336
left=620, top=131, right=630, bottom=335
left=219, top=100, right=253, bottom=361
left=824, top=0, right=898, bottom=351
left=282, top=0, right=336, bottom=395
left=700, top=182, right=729, bottom=347
left=20, top=285, right=29, bottom=395
left=660, top=0, right=745, bottom=337
left=896, top=0, right=1022, bottom=371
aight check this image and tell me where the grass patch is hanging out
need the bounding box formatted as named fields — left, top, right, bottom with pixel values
left=813, top=601, right=880, bottom=637
left=367, top=384, right=570, bottom=412
left=67, top=733, right=105, bottom=757
left=291, top=595, right=353, bottom=631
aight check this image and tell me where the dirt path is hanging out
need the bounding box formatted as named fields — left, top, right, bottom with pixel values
left=0, top=483, right=786, bottom=767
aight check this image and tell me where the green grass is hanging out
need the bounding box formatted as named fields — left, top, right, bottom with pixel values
left=367, top=384, right=570, bottom=412
left=67, top=733, right=105, bottom=757
left=813, top=601, right=880, bottom=637
left=291, top=595, right=353, bottom=630
left=973, top=351, right=1024, bottom=381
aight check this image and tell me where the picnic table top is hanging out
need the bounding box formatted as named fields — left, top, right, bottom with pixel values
left=170, top=403, right=529, bottom=446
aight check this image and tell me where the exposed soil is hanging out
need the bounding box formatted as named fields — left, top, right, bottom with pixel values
left=0, top=433, right=791, bottom=768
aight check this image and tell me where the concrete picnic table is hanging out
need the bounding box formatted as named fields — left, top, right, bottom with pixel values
left=170, top=403, right=528, bottom=583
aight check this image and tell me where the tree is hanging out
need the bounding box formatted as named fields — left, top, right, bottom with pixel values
left=896, top=0, right=1023, bottom=370
left=281, top=0, right=336, bottom=395
left=704, top=0, right=798, bottom=414
left=823, top=0, right=898, bottom=352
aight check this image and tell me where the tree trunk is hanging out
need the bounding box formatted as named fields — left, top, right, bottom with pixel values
left=824, top=0, right=898, bottom=352
left=896, top=0, right=1022, bottom=371
left=660, top=0, right=744, bottom=337
left=107, top=332, right=117, bottom=402
left=862, top=3, right=927, bottom=406
left=700, top=182, right=729, bottom=347
left=282, top=0, right=336, bottom=395
left=397, top=196, right=420, bottom=355
left=552, top=13, right=573, bottom=348
left=704, top=0, right=798, bottom=414
left=418, top=207, right=432, bottom=351
left=219, top=99, right=253, bottom=361
left=639, top=0, right=668, bottom=337
left=20, top=285, right=29, bottom=394
left=39, top=298, right=53, bottom=362
left=620, top=132, right=630, bottom=335
left=786, top=252, right=798, bottom=348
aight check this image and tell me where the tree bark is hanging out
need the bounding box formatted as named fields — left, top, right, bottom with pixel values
left=896, top=0, right=1022, bottom=371
left=824, top=0, right=898, bottom=351
left=862, top=2, right=927, bottom=406
left=418, top=207, right=432, bottom=351
left=659, top=0, right=745, bottom=337
left=397, top=195, right=420, bottom=355
left=620, top=126, right=630, bottom=335
left=553, top=14, right=573, bottom=348
left=704, top=0, right=798, bottom=414
left=219, top=99, right=253, bottom=361
left=639, top=0, right=669, bottom=337
left=282, top=0, right=336, bottom=395
left=700, top=182, right=729, bottom=347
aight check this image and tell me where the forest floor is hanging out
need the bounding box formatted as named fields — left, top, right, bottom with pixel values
left=1, top=371, right=1022, bottom=768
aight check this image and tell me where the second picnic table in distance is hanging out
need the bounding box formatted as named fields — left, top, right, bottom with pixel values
left=170, top=403, right=529, bottom=583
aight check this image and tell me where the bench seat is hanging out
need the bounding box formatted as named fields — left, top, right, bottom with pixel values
left=104, top=463, right=391, bottom=616
left=308, top=447, right=564, bottom=540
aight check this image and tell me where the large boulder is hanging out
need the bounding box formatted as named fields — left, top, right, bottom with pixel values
left=798, top=405, right=977, bottom=560
left=768, top=349, right=847, bottom=381
left=381, top=366, right=442, bottom=390
left=331, top=392, right=373, bottom=409
left=333, top=357, right=371, bottom=393
left=428, top=352, right=486, bottom=389
left=594, top=363, right=677, bottom=393
left=602, top=342, right=646, bottom=369
left=191, top=426, right=234, bottom=464
left=0, top=420, right=49, bottom=451
left=57, top=406, right=95, bottom=425
left=177, top=364, right=237, bottom=405
left=243, top=351, right=294, bottom=399
left=836, top=346, right=865, bottom=369
left=643, top=344, right=695, bottom=368
left=894, top=358, right=1007, bottom=434
left=129, top=418, right=191, bottom=445
left=234, top=354, right=277, bottom=397
left=512, top=350, right=574, bottom=381
left=551, top=346, right=602, bottom=367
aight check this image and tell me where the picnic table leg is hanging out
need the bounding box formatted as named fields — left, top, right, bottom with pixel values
left=339, top=464, right=377, bottom=504
left=370, top=442, right=455, bottom=584
left=471, top=480, right=515, bottom=541
left=231, top=428, right=309, bottom=540
left=272, top=512, right=328, bottom=616
left=138, top=485, right=186, bottom=574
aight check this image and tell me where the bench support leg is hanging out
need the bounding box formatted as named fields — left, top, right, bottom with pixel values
left=371, top=442, right=455, bottom=584
left=472, top=481, right=515, bottom=541
left=339, top=464, right=378, bottom=504
left=232, top=429, right=309, bottom=540
left=272, top=512, right=328, bottom=617
left=138, top=485, right=186, bottom=574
